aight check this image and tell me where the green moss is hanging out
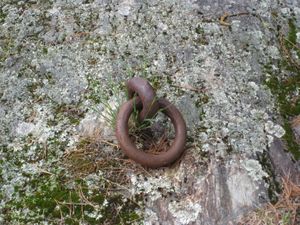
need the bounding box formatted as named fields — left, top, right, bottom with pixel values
left=257, top=152, right=281, bottom=203
left=5, top=178, right=87, bottom=223
left=26, top=82, right=43, bottom=95
left=47, top=103, right=84, bottom=126
left=3, top=175, right=141, bottom=224
left=195, top=25, right=204, bottom=35
left=195, top=94, right=209, bottom=108
left=85, top=75, right=123, bottom=128
left=45, top=72, right=56, bottom=85
left=194, top=25, right=208, bottom=45
left=282, top=121, right=300, bottom=160
left=0, top=8, right=6, bottom=24
left=147, top=75, right=162, bottom=90
left=85, top=75, right=107, bottom=104
left=264, top=19, right=300, bottom=160
left=286, top=19, right=300, bottom=59
left=0, top=38, right=15, bottom=63
left=265, top=67, right=300, bottom=160
left=287, top=19, right=297, bottom=44
left=42, top=47, right=48, bottom=54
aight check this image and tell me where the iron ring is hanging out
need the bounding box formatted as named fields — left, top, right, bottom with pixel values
left=116, top=97, right=187, bottom=168
left=126, top=77, right=160, bottom=122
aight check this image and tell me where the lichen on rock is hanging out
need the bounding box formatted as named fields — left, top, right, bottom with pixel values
left=0, top=0, right=299, bottom=224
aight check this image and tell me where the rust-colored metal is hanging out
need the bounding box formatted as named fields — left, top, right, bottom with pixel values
left=126, top=77, right=159, bottom=122
left=115, top=77, right=187, bottom=168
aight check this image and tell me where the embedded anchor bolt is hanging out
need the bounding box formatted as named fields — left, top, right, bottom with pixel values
left=115, top=77, right=187, bottom=168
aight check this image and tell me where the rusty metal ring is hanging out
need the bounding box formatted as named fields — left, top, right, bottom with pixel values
left=126, top=77, right=159, bottom=122
left=116, top=97, right=187, bottom=168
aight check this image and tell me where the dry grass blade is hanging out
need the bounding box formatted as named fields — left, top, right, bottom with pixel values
left=278, top=32, right=300, bottom=70
left=238, top=176, right=300, bottom=225
left=62, top=128, right=152, bottom=193
left=145, top=132, right=170, bottom=154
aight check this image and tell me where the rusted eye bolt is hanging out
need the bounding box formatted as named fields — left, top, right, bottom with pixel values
left=115, top=77, right=187, bottom=168
left=126, top=77, right=160, bottom=122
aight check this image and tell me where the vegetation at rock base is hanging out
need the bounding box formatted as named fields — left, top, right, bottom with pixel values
left=238, top=177, right=300, bottom=225
left=3, top=175, right=141, bottom=224
left=265, top=18, right=300, bottom=160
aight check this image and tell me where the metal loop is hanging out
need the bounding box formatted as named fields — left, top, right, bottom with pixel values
left=126, top=77, right=159, bottom=122
left=116, top=95, right=187, bottom=168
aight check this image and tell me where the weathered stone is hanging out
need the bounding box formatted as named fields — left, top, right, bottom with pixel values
left=0, top=0, right=299, bottom=224
left=268, top=138, right=300, bottom=184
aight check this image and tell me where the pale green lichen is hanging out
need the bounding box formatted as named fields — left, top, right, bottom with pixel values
left=168, top=200, right=202, bottom=224
left=1, top=0, right=298, bottom=224
left=242, top=159, right=269, bottom=182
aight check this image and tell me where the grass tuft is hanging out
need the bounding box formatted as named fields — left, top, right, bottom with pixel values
left=238, top=176, right=300, bottom=225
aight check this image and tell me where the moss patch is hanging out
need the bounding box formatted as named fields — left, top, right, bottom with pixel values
left=286, top=19, right=300, bottom=59
left=47, top=103, right=85, bottom=126
left=257, top=151, right=281, bottom=203
left=0, top=8, right=6, bottom=24
left=84, top=75, right=124, bottom=128
left=265, top=19, right=300, bottom=160
left=3, top=176, right=141, bottom=224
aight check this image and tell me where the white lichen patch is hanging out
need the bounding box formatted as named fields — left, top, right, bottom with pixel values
left=168, top=200, right=202, bottom=225
left=265, top=120, right=286, bottom=138
left=267, top=46, right=281, bottom=59
left=144, top=208, right=159, bottom=225
left=297, top=32, right=300, bottom=43
left=241, top=159, right=269, bottom=182
left=77, top=113, right=102, bottom=138
left=130, top=174, right=175, bottom=201
left=227, top=168, right=259, bottom=214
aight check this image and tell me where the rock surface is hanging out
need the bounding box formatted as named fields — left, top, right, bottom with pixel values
left=0, top=0, right=299, bottom=224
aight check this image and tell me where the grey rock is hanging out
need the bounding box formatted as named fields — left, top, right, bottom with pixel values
left=269, top=138, right=300, bottom=184
left=0, top=0, right=299, bottom=224
left=177, top=95, right=200, bottom=130
left=4, top=57, right=17, bottom=67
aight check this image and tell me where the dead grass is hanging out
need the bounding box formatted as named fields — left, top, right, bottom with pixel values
left=238, top=177, right=300, bottom=225
left=130, top=128, right=172, bottom=155
left=278, top=31, right=300, bottom=70
left=63, top=138, right=136, bottom=188
left=62, top=123, right=172, bottom=190
left=146, top=132, right=171, bottom=154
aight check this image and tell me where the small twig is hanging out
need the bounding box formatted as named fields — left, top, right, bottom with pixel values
left=171, top=84, right=206, bottom=93
left=100, top=139, right=119, bottom=148
left=220, top=13, right=231, bottom=26
left=35, top=166, right=55, bottom=176
left=77, top=185, right=98, bottom=209
left=219, top=12, right=252, bottom=26
left=54, top=199, right=64, bottom=225
left=279, top=32, right=300, bottom=69
left=229, top=12, right=252, bottom=18
left=283, top=37, right=300, bottom=51
left=101, top=177, right=131, bottom=192
left=55, top=200, right=94, bottom=206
